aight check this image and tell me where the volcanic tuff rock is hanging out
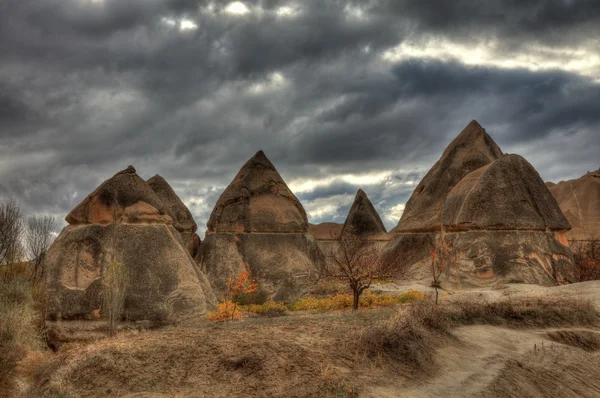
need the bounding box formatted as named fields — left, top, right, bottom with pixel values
left=341, top=189, right=387, bottom=238
left=547, top=169, right=600, bottom=241
left=46, top=166, right=216, bottom=323
left=384, top=121, right=577, bottom=286
left=396, top=120, right=503, bottom=233
left=200, top=151, right=324, bottom=300
left=207, top=150, right=308, bottom=233
left=147, top=174, right=201, bottom=257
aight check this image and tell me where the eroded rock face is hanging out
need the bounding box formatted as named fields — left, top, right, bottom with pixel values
left=383, top=121, right=577, bottom=286
left=341, top=190, right=387, bottom=238
left=396, top=120, right=503, bottom=233
left=207, top=150, right=308, bottom=233
left=46, top=166, right=216, bottom=323
left=200, top=151, right=324, bottom=299
left=547, top=169, right=600, bottom=242
left=147, top=174, right=201, bottom=257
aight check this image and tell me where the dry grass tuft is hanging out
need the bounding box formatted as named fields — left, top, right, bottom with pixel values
left=547, top=330, right=600, bottom=352
left=0, top=268, right=47, bottom=397
left=447, top=297, right=599, bottom=328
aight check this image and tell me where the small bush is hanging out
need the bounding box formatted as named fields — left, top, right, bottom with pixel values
left=208, top=301, right=241, bottom=322
left=361, top=302, right=450, bottom=371
left=0, top=273, right=45, bottom=396
left=291, top=290, right=427, bottom=312
left=245, top=300, right=288, bottom=317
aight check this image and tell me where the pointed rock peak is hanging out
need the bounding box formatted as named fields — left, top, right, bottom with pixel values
left=342, top=189, right=387, bottom=237
left=66, top=166, right=169, bottom=225
left=147, top=174, right=197, bottom=233
left=114, top=165, right=137, bottom=177
left=395, top=120, right=503, bottom=233
left=239, top=150, right=277, bottom=173
left=442, top=120, right=503, bottom=160
left=208, top=150, right=308, bottom=233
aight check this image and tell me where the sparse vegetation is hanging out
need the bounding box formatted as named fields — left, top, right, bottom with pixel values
left=573, top=237, right=600, bottom=281
left=102, top=259, right=128, bottom=335
left=324, top=231, right=407, bottom=311
left=0, top=266, right=46, bottom=397
left=292, top=290, right=427, bottom=311
left=208, top=270, right=259, bottom=321
left=430, top=233, right=453, bottom=304
left=24, top=215, right=55, bottom=283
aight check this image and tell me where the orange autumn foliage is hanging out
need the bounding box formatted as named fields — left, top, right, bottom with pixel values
left=208, top=270, right=259, bottom=321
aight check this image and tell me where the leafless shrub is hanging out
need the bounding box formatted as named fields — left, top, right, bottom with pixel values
left=0, top=199, right=24, bottom=271
left=323, top=230, right=410, bottom=311
left=25, top=215, right=55, bottom=283
left=572, top=237, right=600, bottom=281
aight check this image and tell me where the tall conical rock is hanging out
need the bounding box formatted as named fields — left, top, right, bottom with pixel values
left=147, top=174, right=201, bottom=257
left=200, top=151, right=324, bottom=300
left=45, top=166, right=216, bottom=324
left=547, top=168, right=600, bottom=258
left=396, top=120, right=503, bottom=232
left=547, top=169, right=600, bottom=241
left=341, top=190, right=387, bottom=238
left=384, top=121, right=577, bottom=287
left=207, top=150, right=308, bottom=233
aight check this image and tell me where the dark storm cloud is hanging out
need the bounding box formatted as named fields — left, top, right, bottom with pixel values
left=0, top=0, right=598, bottom=234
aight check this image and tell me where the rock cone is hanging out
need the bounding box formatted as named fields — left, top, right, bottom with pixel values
left=147, top=174, right=201, bottom=257
left=341, top=190, right=387, bottom=238
left=384, top=121, right=577, bottom=286
left=200, top=151, right=324, bottom=300
left=46, top=166, right=216, bottom=323
left=396, top=120, right=503, bottom=232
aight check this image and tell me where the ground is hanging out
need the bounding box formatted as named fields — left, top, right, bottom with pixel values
left=16, top=281, right=600, bottom=398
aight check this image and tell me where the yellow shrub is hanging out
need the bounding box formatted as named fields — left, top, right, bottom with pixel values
left=245, top=300, right=288, bottom=317
left=207, top=301, right=241, bottom=321
left=291, top=290, right=427, bottom=311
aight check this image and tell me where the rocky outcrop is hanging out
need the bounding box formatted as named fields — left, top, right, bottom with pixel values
left=384, top=121, right=577, bottom=287
left=45, top=166, right=216, bottom=324
left=547, top=169, right=600, bottom=241
left=396, top=120, right=503, bottom=233
left=199, top=151, right=324, bottom=301
left=341, top=189, right=387, bottom=238
left=147, top=174, right=201, bottom=257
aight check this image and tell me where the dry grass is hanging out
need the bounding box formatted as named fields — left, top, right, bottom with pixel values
left=0, top=267, right=46, bottom=397
left=360, top=297, right=599, bottom=376
left=546, top=330, right=600, bottom=352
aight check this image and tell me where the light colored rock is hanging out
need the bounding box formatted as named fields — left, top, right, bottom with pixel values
left=200, top=151, right=324, bottom=300
left=46, top=166, right=216, bottom=323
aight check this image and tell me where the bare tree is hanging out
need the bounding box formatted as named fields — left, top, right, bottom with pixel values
left=0, top=199, right=24, bottom=270
left=102, top=192, right=127, bottom=335
left=430, top=233, right=454, bottom=305
left=25, top=216, right=55, bottom=282
left=573, top=235, right=600, bottom=281
left=324, top=231, right=405, bottom=311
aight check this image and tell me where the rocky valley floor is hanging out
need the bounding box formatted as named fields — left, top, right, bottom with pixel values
left=16, top=282, right=600, bottom=398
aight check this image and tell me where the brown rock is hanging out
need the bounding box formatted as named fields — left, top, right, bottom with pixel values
left=383, top=122, right=577, bottom=287
left=547, top=169, right=600, bottom=241
left=396, top=120, right=503, bottom=232
left=147, top=174, right=201, bottom=257
left=442, top=154, right=571, bottom=231
left=308, top=222, right=343, bottom=240
left=207, top=150, right=308, bottom=233
left=46, top=166, right=216, bottom=323
left=66, top=165, right=171, bottom=226
left=200, top=151, right=324, bottom=299
left=341, top=190, right=387, bottom=238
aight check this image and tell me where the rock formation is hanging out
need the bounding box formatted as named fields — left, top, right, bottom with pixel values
left=341, top=189, right=388, bottom=238
left=45, top=166, right=216, bottom=323
left=547, top=169, right=600, bottom=257
left=310, top=190, right=391, bottom=264
left=547, top=169, right=600, bottom=241
left=199, top=151, right=324, bottom=300
left=147, top=174, right=201, bottom=258
left=384, top=120, right=577, bottom=286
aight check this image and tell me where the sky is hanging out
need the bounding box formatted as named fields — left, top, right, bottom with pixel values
left=1, top=0, right=599, bottom=235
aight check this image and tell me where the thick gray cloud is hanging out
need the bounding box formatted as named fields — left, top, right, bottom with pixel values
left=0, top=0, right=598, bottom=234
